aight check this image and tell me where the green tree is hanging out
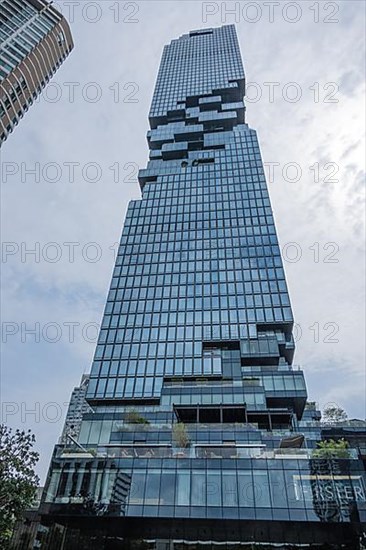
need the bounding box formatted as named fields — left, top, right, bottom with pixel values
left=0, top=424, right=39, bottom=547
left=172, top=422, right=190, bottom=448
left=125, top=410, right=150, bottom=425
left=322, top=405, right=348, bottom=424
left=312, top=438, right=350, bottom=459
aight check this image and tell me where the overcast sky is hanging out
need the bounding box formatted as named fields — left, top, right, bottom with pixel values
left=1, top=0, right=365, bottom=481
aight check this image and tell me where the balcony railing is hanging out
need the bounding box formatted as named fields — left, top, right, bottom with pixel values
left=301, top=420, right=366, bottom=428
left=57, top=444, right=359, bottom=460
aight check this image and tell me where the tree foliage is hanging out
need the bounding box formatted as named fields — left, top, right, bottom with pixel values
left=322, top=405, right=348, bottom=424
left=0, top=424, right=39, bottom=546
left=125, top=410, right=150, bottom=425
left=172, top=422, right=190, bottom=448
left=312, top=438, right=350, bottom=459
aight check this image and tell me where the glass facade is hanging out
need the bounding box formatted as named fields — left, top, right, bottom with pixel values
left=40, top=26, right=366, bottom=549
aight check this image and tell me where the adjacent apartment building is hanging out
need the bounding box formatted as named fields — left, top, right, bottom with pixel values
left=0, top=0, right=73, bottom=145
left=39, top=26, right=366, bottom=549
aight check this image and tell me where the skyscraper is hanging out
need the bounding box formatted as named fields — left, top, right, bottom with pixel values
left=59, top=375, right=92, bottom=446
left=40, top=26, right=366, bottom=549
left=0, top=0, right=74, bottom=146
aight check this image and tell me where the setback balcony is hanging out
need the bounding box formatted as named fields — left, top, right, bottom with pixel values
left=56, top=444, right=359, bottom=461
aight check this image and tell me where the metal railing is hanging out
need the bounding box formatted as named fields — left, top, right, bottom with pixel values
left=57, top=444, right=358, bottom=460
